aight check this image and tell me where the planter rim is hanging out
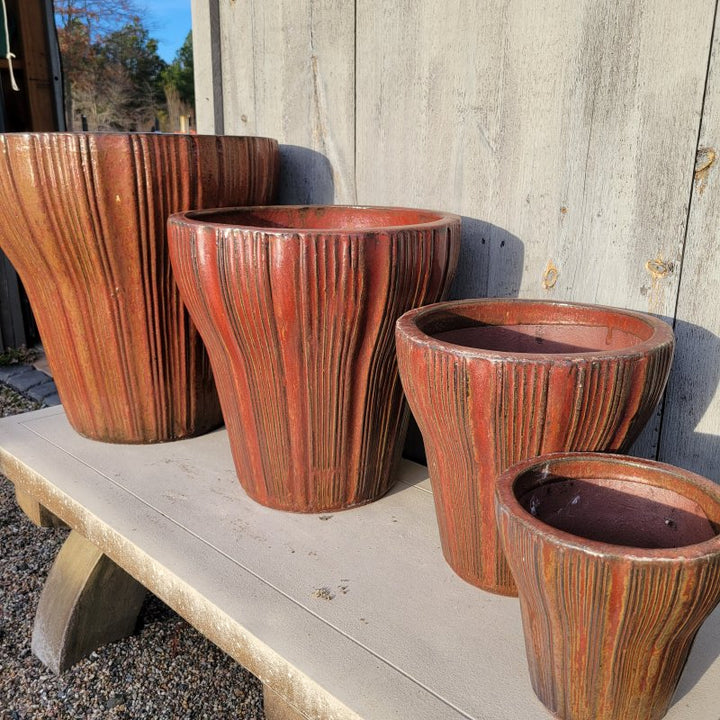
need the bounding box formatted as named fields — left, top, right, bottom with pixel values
left=495, top=451, right=720, bottom=561
left=168, top=204, right=462, bottom=234
left=0, top=131, right=278, bottom=143
left=396, top=298, right=674, bottom=361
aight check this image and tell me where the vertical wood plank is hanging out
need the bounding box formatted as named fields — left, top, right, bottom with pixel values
left=217, top=0, right=356, bottom=203
left=659, top=3, right=720, bottom=482
left=192, top=0, right=224, bottom=134
left=16, top=0, right=57, bottom=131
left=356, top=0, right=715, bottom=457
left=42, top=0, right=66, bottom=131
left=356, top=0, right=712, bottom=310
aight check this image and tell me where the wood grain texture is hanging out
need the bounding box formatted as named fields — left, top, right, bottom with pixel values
left=14, top=0, right=60, bottom=131
left=168, top=206, right=459, bottom=512
left=354, top=0, right=714, bottom=459
left=659, top=2, right=720, bottom=482
left=0, top=133, right=279, bottom=443
left=496, top=453, right=720, bottom=720
left=191, top=0, right=224, bottom=134
left=216, top=0, right=355, bottom=203
left=356, top=1, right=711, bottom=307
left=396, top=300, right=674, bottom=594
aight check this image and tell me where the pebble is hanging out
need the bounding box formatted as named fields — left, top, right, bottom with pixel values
left=0, top=379, right=266, bottom=719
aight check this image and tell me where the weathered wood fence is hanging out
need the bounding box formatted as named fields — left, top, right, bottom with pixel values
left=192, top=0, right=720, bottom=481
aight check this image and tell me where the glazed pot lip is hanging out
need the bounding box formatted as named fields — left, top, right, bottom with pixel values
left=168, top=204, right=462, bottom=234
left=395, top=298, right=674, bottom=361
left=494, top=452, right=720, bottom=560
left=0, top=131, right=278, bottom=143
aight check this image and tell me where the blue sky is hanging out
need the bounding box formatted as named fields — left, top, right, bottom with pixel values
left=143, top=0, right=192, bottom=63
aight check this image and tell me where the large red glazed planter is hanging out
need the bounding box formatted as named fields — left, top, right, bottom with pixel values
left=168, top=205, right=460, bottom=512
left=0, top=132, right=279, bottom=443
left=495, top=452, right=720, bottom=720
left=395, top=299, right=674, bottom=594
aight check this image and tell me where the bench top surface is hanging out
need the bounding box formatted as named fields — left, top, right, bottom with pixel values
left=1, top=406, right=719, bottom=720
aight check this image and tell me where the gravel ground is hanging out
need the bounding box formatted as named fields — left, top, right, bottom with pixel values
left=0, top=384, right=41, bottom=418
left=0, top=379, right=265, bottom=719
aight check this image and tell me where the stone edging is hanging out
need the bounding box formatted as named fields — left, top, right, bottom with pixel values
left=0, top=364, right=60, bottom=406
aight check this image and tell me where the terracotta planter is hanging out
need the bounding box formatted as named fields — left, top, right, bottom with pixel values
left=395, top=299, right=674, bottom=594
left=495, top=452, right=720, bottom=720
left=167, top=205, right=460, bottom=512
left=0, top=132, right=279, bottom=443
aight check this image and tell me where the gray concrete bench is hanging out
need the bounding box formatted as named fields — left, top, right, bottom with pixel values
left=1, top=406, right=719, bottom=719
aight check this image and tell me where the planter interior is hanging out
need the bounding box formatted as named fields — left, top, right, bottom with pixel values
left=183, top=205, right=448, bottom=230
left=421, top=301, right=658, bottom=355
left=513, top=461, right=720, bottom=549
left=168, top=205, right=460, bottom=512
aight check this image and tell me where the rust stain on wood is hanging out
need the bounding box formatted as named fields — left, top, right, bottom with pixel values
left=694, top=147, right=716, bottom=195
left=645, top=254, right=674, bottom=313
left=645, top=256, right=672, bottom=279
left=542, top=260, right=559, bottom=290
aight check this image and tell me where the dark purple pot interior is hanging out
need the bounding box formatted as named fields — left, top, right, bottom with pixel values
left=420, top=301, right=657, bottom=355
left=434, top=324, right=644, bottom=354
left=515, top=470, right=720, bottom=549
left=185, top=206, right=446, bottom=231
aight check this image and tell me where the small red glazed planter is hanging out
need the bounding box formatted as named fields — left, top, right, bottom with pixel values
left=168, top=205, right=460, bottom=512
left=495, top=452, right=720, bottom=720
left=395, top=299, right=674, bottom=594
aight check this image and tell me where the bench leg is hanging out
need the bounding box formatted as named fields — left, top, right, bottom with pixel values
left=263, top=685, right=308, bottom=720
left=31, top=530, right=147, bottom=673
left=15, top=487, right=67, bottom=528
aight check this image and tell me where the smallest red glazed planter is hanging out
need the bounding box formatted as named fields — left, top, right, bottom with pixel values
left=495, top=453, right=720, bottom=720
left=168, top=205, right=459, bottom=512
left=395, top=299, right=674, bottom=594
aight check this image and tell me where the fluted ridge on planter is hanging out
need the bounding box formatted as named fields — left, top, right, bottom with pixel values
left=502, top=520, right=720, bottom=719
left=395, top=299, right=675, bottom=594
left=495, top=454, right=720, bottom=720
left=490, top=349, right=674, bottom=472
left=420, top=349, right=516, bottom=592
left=168, top=209, right=459, bottom=511
left=0, top=133, right=279, bottom=442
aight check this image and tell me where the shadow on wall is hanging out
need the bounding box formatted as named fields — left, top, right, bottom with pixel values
left=625, top=310, right=675, bottom=461
left=403, top=218, right=526, bottom=465
left=276, top=145, right=335, bottom=205
left=658, top=319, right=720, bottom=485
left=449, top=217, right=525, bottom=300
left=673, top=598, right=720, bottom=706
left=670, top=330, right=720, bottom=710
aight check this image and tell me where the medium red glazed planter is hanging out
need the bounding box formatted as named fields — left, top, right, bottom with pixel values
left=495, top=452, right=720, bottom=720
left=395, top=299, right=674, bottom=594
left=167, top=205, right=460, bottom=512
left=0, top=132, right=279, bottom=443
